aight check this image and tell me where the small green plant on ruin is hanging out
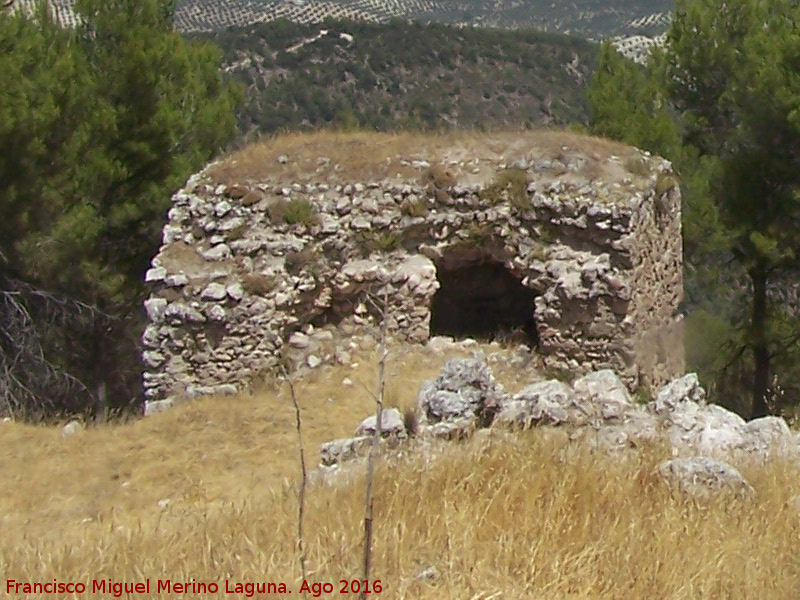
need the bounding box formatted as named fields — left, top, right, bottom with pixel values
left=634, top=387, right=653, bottom=405
left=655, top=173, right=679, bottom=197
left=624, top=155, right=650, bottom=177
left=537, top=225, right=556, bottom=245
left=451, top=221, right=495, bottom=251
left=224, top=223, right=249, bottom=241
left=541, top=364, right=576, bottom=384
left=354, top=230, right=404, bottom=257
left=421, top=163, right=457, bottom=204
left=284, top=247, right=323, bottom=276
left=479, top=168, right=530, bottom=211
left=241, top=273, right=278, bottom=295
left=529, top=242, right=549, bottom=262
left=400, top=197, right=429, bottom=218
left=268, top=198, right=320, bottom=227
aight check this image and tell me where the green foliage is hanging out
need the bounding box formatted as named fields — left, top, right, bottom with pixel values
left=240, top=273, right=277, bottom=295
left=480, top=169, right=530, bottom=210
left=400, top=197, right=429, bottom=218
left=268, top=198, right=320, bottom=227
left=684, top=308, right=738, bottom=392
left=457, top=222, right=495, bottom=248
left=588, top=42, right=681, bottom=160
left=654, top=173, right=680, bottom=197
left=6, top=0, right=241, bottom=303
left=353, top=230, right=404, bottom=257
left=422, top=163, right=457, bottom=203
left=529, top=242, right=550, bottom=262
left=284, top=247, right=322, bottom=276
left=199, top=19, right=598, bottom=138
left=623, top=156, right=650, bottom=177
left=589, top=0, right=800, bottom=416
left=0, top=1, right=239, bottom=417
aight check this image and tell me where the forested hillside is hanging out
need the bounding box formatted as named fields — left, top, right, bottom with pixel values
left=198, top=19, right=598, bottom=141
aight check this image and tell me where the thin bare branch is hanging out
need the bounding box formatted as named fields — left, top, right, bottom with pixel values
left=282, top=366, right=308, bottom=590
left=0, top=276, right=98, bottom=417
left=361, top=288, right=389, bottom=598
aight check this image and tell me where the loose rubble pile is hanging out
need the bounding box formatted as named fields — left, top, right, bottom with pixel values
left=143, top=132, right=684, bottom=414
left=321, top=355, right=799, bottom=501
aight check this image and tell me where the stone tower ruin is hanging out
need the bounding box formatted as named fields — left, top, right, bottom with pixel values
left=141, top=131, right=684, bottom=412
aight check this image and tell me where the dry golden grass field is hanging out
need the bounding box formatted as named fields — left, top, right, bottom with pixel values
left=2, top=342, right=800, bottom=599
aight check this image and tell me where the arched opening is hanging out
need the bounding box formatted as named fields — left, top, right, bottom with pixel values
left=430, top=259, right=539, bottom=346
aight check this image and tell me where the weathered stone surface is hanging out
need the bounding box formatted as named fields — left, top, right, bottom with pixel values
left=164, top=273, right=189, bottom=287
left=417, top=355, right=508, bottom=425
left=572, top=369, right=634, bottom=423
left=201, top=283, right=227, bottom=300
left=657, top=456, right=754, bottom=501
left=144, top=298, right=168, bottom=322
left=355, top=408, right=406, bottom=438
left=145, top=267, right=166, bottom=282
left=226, top=282, right=244, bottom=300
left=320, top=436, right=371, bottom=466
left=144, top=398, right=174, bottom=416
left=739, top=416, right=795, bottom=458
left=420, top=419, right=474, bottom=440
left=163, top=302, right=205, bottom=323
left=496, top=380, right=574, bottom=427
left=199, top=244, right=231, bottom=261
left=649, top=373, right=707, bottom=415
left=61, top=420, right=84, bottom=437
left=317, top=367, right=799, bottom=476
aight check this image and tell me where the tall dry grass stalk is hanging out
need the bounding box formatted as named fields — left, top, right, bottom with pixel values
left=361, top=291, right=390, bottom=597
left=282, top=368, right=308, bottom=586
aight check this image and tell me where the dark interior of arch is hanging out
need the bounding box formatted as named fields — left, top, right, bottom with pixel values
left=430, top=260, right=539, bottom=346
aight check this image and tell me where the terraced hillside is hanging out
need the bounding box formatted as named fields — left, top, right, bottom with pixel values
left=9, top=0, right=673, bottom=39
left=199, top=19, right=597, bottom=139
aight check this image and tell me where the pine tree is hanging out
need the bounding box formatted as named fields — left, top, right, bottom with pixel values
left=666, top=0, right=800, bottom=417
left=589, top=0, right=800, bottom=417
left=0, top=1, right=240, bottom=417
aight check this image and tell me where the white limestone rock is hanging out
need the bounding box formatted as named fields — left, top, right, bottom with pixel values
left=355, top=407, right=406, bottom=438
left=226, top=282, right=244, bottom=300
left=200, top=244, right=232, bottom=261
left=657, top=456, right=754, bottom=501
left=417, top=355, right=507, bottom=425
left=164, top=273, right=189, bottom=287
left=144, top=398, right=174, bottom=416
left=739, top=416, right=795, bottom=458
left=208, top=305, right=226, bottom=320
left=649, top=373, right=707, bottom=415
left=144, top=298, right=168, bottom=322
left=142, top=350, right=166, bottom=368
left=201, top=282, right=227, bottom=300
left=163, top=302, right=206, bottom=323
left=572, top=369, right=634, bottom=423
left=420, top=419, right=474, bottom=441
left=61, top=420, right=84, bottom=437
left=319, top=436, right=371, bottom=466
left=496, top=380, right=574, bottom=427
left=145, top=267, right=166, bottom=282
